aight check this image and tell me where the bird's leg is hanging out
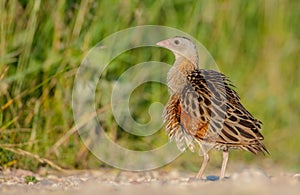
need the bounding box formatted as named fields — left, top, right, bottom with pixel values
left=196, top=153, right=210, bottom=179
left=220, top=150, right=229, bottom=180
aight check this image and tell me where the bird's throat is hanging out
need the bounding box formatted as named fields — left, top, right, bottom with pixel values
left=167, top=58, right=197, bottom=95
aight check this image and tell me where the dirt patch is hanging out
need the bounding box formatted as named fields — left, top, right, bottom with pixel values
left=1, top=168, right=300, bottom=195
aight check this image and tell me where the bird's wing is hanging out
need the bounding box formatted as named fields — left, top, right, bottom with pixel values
left=181, top=69, right=268, bottom=154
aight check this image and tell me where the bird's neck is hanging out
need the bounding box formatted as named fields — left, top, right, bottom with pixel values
left=174, top=56, right=198, bottom=73
left=167, top=57, right=198, bottom=95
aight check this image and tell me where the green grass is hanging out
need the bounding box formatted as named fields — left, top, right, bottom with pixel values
left=24, top=175, right=38, bottom=184
left=0, top=0, right=300, bottom=172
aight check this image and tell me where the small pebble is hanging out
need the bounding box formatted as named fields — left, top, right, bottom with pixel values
left=206, top=175, right=219, bottom=181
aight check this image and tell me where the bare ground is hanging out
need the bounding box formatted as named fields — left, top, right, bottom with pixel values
left=1, top=168, right=300, bottom=195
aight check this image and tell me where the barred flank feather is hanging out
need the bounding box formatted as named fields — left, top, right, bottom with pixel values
left=162, top=95, right=195, bottom=152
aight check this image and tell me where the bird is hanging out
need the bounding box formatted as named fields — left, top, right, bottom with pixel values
left=156, top=36, right=269, bottom=180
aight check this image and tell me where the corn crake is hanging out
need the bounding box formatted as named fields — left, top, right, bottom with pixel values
left=157, top=36, right=269, bottom=180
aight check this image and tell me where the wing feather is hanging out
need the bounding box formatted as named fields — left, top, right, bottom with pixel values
left=180, top=69, right=268, bottom=154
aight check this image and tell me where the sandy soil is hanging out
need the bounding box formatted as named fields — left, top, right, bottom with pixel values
left=1, top=168, right=300, bottom=195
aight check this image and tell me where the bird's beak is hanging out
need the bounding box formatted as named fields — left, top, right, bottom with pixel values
left=156, top=40, right=169, bottom=48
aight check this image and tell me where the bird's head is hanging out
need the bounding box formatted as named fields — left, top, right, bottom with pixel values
left=156, top=36, right=199, bottom=68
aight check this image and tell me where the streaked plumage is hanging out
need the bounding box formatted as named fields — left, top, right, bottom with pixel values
left=157, top=36, right=269, bottom=179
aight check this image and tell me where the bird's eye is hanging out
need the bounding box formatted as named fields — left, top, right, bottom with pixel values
left=174, top=40, right=180, bottom=45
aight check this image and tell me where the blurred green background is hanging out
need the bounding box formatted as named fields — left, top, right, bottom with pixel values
left=0, top=0, right=300, bottom=173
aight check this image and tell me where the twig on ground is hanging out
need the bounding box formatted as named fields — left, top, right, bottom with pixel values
left=0, top=145, right=65, bottom=172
